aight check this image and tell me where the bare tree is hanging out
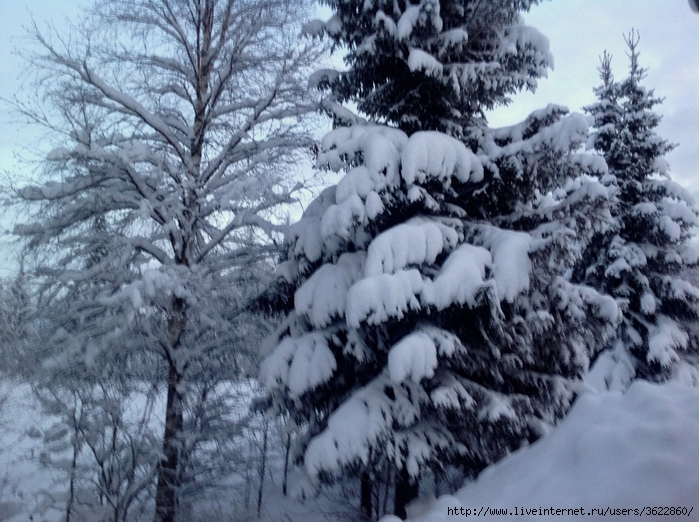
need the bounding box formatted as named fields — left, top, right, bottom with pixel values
left=33, top=379, right=160, bottom=522
left=8, top=1, right=323, bottom=520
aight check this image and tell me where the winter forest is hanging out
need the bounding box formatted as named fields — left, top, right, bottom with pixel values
left=0, top=1, right=698, bottom=521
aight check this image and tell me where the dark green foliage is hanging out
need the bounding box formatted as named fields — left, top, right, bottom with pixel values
left=314, top=0, right=551, bottom=139
left=575, top=32, right=699, bottom=388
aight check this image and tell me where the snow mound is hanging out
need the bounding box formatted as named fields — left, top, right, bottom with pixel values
left=398, top=380, right=699, bottom=522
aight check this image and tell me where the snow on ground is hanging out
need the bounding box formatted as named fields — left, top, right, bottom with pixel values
left=394, top=377, right=699, bottom=522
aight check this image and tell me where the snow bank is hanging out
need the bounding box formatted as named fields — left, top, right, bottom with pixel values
left=397, top=380, right=699, bottom=522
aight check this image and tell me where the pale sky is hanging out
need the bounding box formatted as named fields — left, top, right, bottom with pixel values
left=488, top=0, right=699, bottom=200
left=1, top=0, right=698, bottom=275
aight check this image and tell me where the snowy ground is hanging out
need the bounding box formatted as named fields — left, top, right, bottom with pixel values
left=2, top=376, right=698, bottom=522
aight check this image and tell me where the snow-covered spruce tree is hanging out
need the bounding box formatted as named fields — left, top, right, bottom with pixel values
left=259, top=121, right=618, bottom=520
left=259, top=2, right=621, bottom=520
left=262, top=7, right=617, bottom=517
left=575, top=33, right=699, bottom=390
left=306, top=0, right=552, bottom=142
left=8, top=1, right=322, bottom=520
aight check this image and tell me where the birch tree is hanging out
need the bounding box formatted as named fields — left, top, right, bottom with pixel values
left=9, top=1, right=323, bottom=520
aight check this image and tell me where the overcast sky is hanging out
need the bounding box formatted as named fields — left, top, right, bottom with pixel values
left=1, top=0, right=697, bottom=275
left=487, top=0, right=699, bottom=199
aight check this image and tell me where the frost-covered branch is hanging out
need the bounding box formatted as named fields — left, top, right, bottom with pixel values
left=8, top=1, right=324, bottom=520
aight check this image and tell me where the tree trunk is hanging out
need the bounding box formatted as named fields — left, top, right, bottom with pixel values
left=66, top=424, right=78, bottom=522
left=256, top=420, right=269, bottom=517
left=155, top=297, right=186, bottom=522
left=282, top=432, right=291, bottom=496
left=155, top=364, right=184, bottom=522
left=382, top=470, right=392, bottom=516
left=66, top=402, right=83, bottom=522
left=394, top=467, right=418, bottom=520
left=360, top=472, right=373, bottom=520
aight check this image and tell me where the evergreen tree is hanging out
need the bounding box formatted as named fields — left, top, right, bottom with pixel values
left=261, top=2, right=619, bottom=518
left=575, top=32, right=699, bottom=390
left=307, top=0, right=553, bottom=141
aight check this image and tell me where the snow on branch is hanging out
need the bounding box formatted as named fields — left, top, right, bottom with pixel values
left=346, top=270, right=423, bottom=328
left=259, top=332, right=337, bottom=398
left=308, top=69, right=341, bottom=89
left=486, top=106, right=590, bottom=159
left=555, top=278, right=620, bottom=324
left=396, top=6, right=421, bottom=40
left=304, top=374, right=425, bottom=478
left=320, top=99, right=368, bottom=127
left=288, top=187, right=337, bottom=264
left=295, top=252, right=366, bottom=328
left=421, top=243, right=492, bottom=310
left=648, top=317, right=687, bottom=367
left=304, top=375, right=394, bottom=476
left=407, top=48, right=443, bottom=77
left=401, top=131, right=484, bottom=185
left=500, top=18, right=553, bottom=68
left=388, top=328, right=465, bottom=384
left=301, top=14, right=342, bottom=38
left=389, top=332, right=438, bottom=384
left=472, top=225, right=532, bottom=303
left=81, top=65, right=191, bottom=170
left=318, top=125, right=407, bottom=179
left=364, top=218, right=459, bottom=277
